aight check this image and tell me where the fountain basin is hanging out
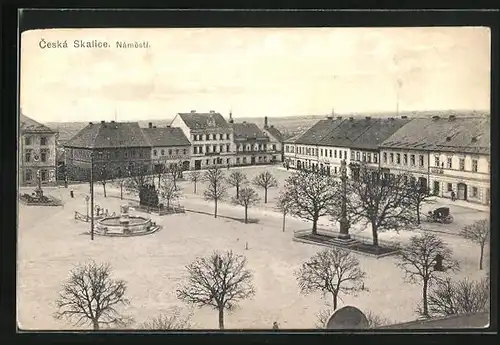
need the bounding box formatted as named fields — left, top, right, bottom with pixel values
left=95, top=216, right=159, bottom=236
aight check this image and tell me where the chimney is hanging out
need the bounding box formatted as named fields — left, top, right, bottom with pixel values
left=111, top=120, right=115, bottom=123
left=446, top=136, right=451, bottom=141
left=264, top=116, right=269, bottom=128
left=349, top=117, right=354, bottom=121
left=229, top=110, right=234, bottom=124
left=89, top=122, right=93, bottom=125
left=166, top=125, right=171, bottom=128
left=101, top=120, right=105, bottom=124
left=449, top=115, right=456, bottom=121
left=210, top=110, right=215, bottom=113
left=326, top=114, right=333, bottom=119
left=365, top=116, right=371, bottom=120
left=191, top=110, right=196, bottom=113
left=401, top=115, right=408, bottom=119
left=432, top=115, right=440, bottom=120
left=243, top=121, right=246, bottom=124
left=148, top=122, right=153, bottom=128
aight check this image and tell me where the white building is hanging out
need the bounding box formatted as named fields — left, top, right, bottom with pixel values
left=170, top=111, right=234, bottom=170
left=261, top=116, right=284, bottom=162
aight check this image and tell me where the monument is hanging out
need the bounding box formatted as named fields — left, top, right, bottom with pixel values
left=326, top=306, right=369, bottom=329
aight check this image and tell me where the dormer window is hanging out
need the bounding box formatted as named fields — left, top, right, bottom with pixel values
left=471, top=136, right=478, bottom=143
left=446, top=136, right=451, bottom=141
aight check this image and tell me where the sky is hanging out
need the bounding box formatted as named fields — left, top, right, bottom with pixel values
left=20, top=27, right=491, bottom=123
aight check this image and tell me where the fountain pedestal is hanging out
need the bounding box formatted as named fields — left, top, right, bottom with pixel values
left=120, top=204, right=131, bottom=233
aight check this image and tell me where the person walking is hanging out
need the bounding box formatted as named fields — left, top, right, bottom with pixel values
left=451, top=190, right=456, bottom=202
left=272, top=321, right=279, bottom=330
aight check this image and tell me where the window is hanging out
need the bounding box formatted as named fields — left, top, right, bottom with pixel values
left=25, top=149, right=32, bottom=162
left=320, top=149, right=323, bottom=156
left=374, top=154, right=378, bottom=163
left=193, top=147, right=198, bottom=154
left=403, top=154, right=408, bottom=165
left=213, top=145, right=217, bottom=152
left=243, top=157, right=247, bottom=163
left=237, top=157, right=240, bottom=163
left=396, top=153, right=401, bottom=164
left=434, top=156, right=440, bottom=167
left=362, top=153, right=366, bottom=162
left=351, top=151, right=355, bottom=160
left=389, top=153, right=394, bottom=164
left=206, top=145, right=210, bottom=152
left=334, top=166, right=338, bottom=174
left=383, top=152, right=387, bottom=163
left=220, top=145, right=224, bottom=152
left=200, top=146, right=204, bottom=153
left=168, top=149, right=173, bottom=155
left=153, top=149, right=157, bottom=156
left=161, top=149, right=165, bottom=155
left=344, top=151, right=347, bottom=160
left=219, top=134, right=223, bottom=140
left=447, top=157, right=452, bottom=169
left=175, top=149, right=178, bottom=154
left=24, top=136, right=31, bottom=146
left=226, top=144, right=230, bottom=152
left=419, top=155, right=424, bottom=167
left=334, top=150, right=337, bottom=158
left=183, top=149, right=187, bottom=155
left=206, top=159, right=209, bottom=164
left=272, top=144, right=276, bottom=151
left=459, top=158, right=465, bottom=171
left=213, top=159, right=216, bottom=164
left=410, top=154, right=415, bottom=166
left=329, top=149, right=332, bottom=157
left=40, top=136, right=47, bottom=146
left=41, top=170, right=47, bottom=181
left=227, top=158, right=230, bottom=164
left=472, top=187, right=478, bottom=198
left=25, top=169, right=33, bottom=181
left=367, top=153, right=371, bottom=163
left=226, top=133, right=230, bottom=140
left=41, top=149, right=48, bottom=162
left=472, top=159, right=478, bottom=172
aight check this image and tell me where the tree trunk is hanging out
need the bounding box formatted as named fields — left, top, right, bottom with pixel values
left=92, top=319, right=99, bottom=330
left=312, top=217, right=318, bottom=235
left=422, top=278, right=429, bottom=317
left=282, top=212, right=286, bottom=232
left=479, top=244, right=484, bottom=270
left=214, top=199, right=218, bottom=218
left=244, top=205, right=248, bottom=224
left=218, top=307, right=224, bottom=329
left=371, top=222, right=379, bottom=247
left=103, top=183, right=107, bottom=197
left=416, top=203, right=421, bottom=224
left=333, top=293, right=338, bottom=310
left=194, top=181, right=197, bottom=194
left=236, top=185, right=239, bottom=199
left=120, top=183, right=123, bottom=200
left=264, top=188, right=268, bottom=203
left=158, top=174, right=161, bottom=189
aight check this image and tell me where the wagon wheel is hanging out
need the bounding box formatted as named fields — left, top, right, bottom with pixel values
left=445, top=215, right=454, bottom=224
left=425, top=214, right=433, bottom=222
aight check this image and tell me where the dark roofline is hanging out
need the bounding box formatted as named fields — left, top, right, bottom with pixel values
left=377, top=312, right=489, bottom=329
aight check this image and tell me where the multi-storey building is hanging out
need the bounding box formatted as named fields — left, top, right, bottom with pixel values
left=380, top=115, right=490, bottom=204
left=261, top=116, right=284, bottom=162
left=349, top=117, right=410, bottom=179
left=170, top=110, right=234, bottom=170
left=19, top=113, right=58, bottom=186
left=64, top=121, right=152, bottom=181
left=142, top=122, right=191, bottom=172
left=229, top=117, right=273, bottom=166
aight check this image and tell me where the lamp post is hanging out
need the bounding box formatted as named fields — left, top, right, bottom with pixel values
left=85, top=195, right=90, bottom=221
left=338, top=159, right=351, bottom=239
left=90, top=152, right=95, bottom=240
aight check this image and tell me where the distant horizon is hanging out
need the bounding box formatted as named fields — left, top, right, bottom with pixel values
left=37, top=108, right=490, bottom=125
left=21, top=28, right=490, bottom=123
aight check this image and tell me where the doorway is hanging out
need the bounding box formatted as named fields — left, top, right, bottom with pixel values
left=297, top=160, right=302, bottom=169
left=457, top=183, right=468, bottom=200
left=194, top=160, right=201, bottom=170
left=251, top=156, right=256, bottom=165
left=182, top=161, right=190, bottom=171
left=433, top=181, right=440, bottom=195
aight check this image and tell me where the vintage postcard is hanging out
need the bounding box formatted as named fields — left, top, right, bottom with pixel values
left=18, top=27, right=491, bottom=331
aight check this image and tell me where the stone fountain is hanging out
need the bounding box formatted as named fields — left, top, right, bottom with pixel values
left=94, top=204, right=160, bottom=237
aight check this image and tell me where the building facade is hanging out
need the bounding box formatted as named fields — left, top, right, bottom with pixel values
left=19, top=114, right=58, bottom=186
left=64, top=121, right=152, bottom=181
left=142, top=123, right=191, bottom=172
left=261, top=116, right=284, bottom=163
left=171, top=111, right=234, bottom=170
left=230, top=118, right=273, bottom=166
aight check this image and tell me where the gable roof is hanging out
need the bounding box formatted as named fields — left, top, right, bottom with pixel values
left=264, top=125, right=284, bottom=142
left=284, top=132, right=304, bottom=144
left=178, top=112, right=230, bottom=130
left=231, top=122, right=268, bottom=140
left=350, top=118, right=411, bottom=150
left=381, top=117, right=490, bottom=154
left=20, top=114, right=56, bottom=133
left=142, top=127, right=191, bottom=147
left=378, top=312, right=489, bottom=329
left=294, top=119, right=344, bottom=145
left=64, top=121, right=151, bottom=149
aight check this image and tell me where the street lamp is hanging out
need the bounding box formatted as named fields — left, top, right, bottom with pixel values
left=89, top=150, right=103, bottom=241
left=85, top=195, right=90, bottom=221
left=338, top=159, right=351, bottom=240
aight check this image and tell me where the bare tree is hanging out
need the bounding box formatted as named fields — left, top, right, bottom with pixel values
left=281, top=170, right=340, bottom=235
left=460, top=219, right=490, bottom=270
left=397, top=233, right=459, bottom=318
left=426, top=276, right=489, bottom=317
left=138, top=307, right=193, bottom=330
left=190, top=171, right=202, bottom=194
left=252, top=171, right=278, bottom=203
left=315, top=308, right=391, bottom=329
left=153, top=161, right=168, bottom=190
left=203, top=166, right=228, bottom=218
left=166, top=161, right=183, bottom=188
left=94, top=162, right=113, bottom=198
left=405, top=178, right=435, bottom=224
left=53, top=261, right=132, bottom=330
left=347, top=166, right=416, bottom=246
left=232, top=187, right=260, bottom=224
left=276, top=192, right=293, bottom=232
left=227, top=171, right=248, bottom=199
left=123, top=163, right=152, bottom=196
left=296, top=248, right=366, bottom=311
left=160, top=177, right=182, bottom=209
left=176, top=250, right=255, bottom=329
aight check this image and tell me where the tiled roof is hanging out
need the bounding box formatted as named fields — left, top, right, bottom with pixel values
left=142, top=127, right=191, bottom=147
left=64, top=122, right=151, bottom=149
left=294, top=119, right=344, bottom=145
left=264, top=125, right=284, bottom=142
left=20, top=114, right=56, bottom=133
left=378, top=312, right=489, bottom=329
left=380, top=117, right=490, bottom=154
left=284, top=132, right=304, bottom=143
left=178, top=112, right=230, bottom=129
left=231, top=122, right=268, bottom=140
left=350, top=118, right=411, bottom=150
